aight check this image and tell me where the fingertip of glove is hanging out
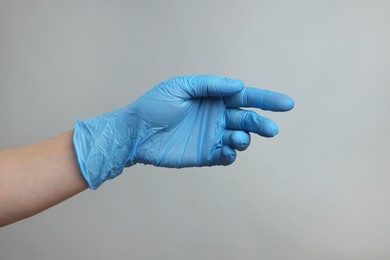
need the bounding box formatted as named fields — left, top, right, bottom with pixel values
left=261, top=121, right=279, bottom=138
left=221, top=146, right=237, bottom=165
left=230, top=131, right=250, bottom=151
left=286, top=97, right=295, bottom=110
left=278, top=94, right=295, bottom=111
left=267, top=94, right=295, bottom=111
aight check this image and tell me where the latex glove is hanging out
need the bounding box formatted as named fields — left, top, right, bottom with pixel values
left=73, top=75, right=294, bottom=189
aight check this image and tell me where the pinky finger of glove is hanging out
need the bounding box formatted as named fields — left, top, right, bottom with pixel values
left=212, top=145, right=237, bottom=166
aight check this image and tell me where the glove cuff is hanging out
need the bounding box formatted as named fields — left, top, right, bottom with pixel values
left=73, top=109, right=137, bottom=189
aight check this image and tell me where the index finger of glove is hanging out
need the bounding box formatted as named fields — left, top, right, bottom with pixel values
left=178, top=75, right=244, bottom=99
left=224, top=87, right=295, bottom=111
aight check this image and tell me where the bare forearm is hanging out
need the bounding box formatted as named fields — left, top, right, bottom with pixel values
left=0, top=130, right=87, bottom=227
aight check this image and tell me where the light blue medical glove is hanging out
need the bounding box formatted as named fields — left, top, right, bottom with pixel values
left=73, top=75, right=294, bottom=189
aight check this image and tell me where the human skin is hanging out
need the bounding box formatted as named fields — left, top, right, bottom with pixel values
left=0, top=130, right=87, bottom=227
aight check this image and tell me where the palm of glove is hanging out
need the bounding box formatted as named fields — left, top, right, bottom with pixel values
left=129, top=81, right=230, bottom=167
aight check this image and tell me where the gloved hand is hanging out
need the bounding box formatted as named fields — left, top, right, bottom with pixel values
left=73, top=75, right=294, bottom=189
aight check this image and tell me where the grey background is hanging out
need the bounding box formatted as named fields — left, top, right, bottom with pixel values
left=0, top=0, right=389, bottom=259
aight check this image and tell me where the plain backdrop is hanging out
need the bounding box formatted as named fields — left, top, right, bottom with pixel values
left=0, top=1, right=389, bottom=259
